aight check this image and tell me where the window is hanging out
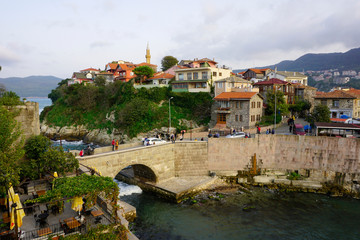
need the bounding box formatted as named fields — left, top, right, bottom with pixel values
left=251, top=102, right=255, bottom=108
left=236, top=102, right=239, bottom=108
left=251, top=115, right=255, bottom=122
left=333, top=100, right=339, bottom=107
left=219, top=101, right=230, bottom=108
left=178, top=73, right=184, bottom=80
left=193, top=72, right=198, bottom=80
left=213, top=72, right=217, bottom=77
left=219, top=72, right=222, bottom=77
left=235, top=115, right=238, bottom=121
left=257, top=102, right=261, bottom=108
left=202, top=72, right=208, bottom=79
left=240, top=115, right=243, bottom=121
left=256, top=114, right=260, bottom=121
left=217, top=82, right=223, bottom=88
left=187, top=73, right=192, bottom=80
left=321, top=100, right=327, bottom=105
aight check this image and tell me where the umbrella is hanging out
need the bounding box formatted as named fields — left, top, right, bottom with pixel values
left=71, top=197, right=83, bottom=213
left=5, top=183, right=16, bottom=208
left=91, top=166, right=102, bottom=176
left=10, top=194, right=25, bottom=230
left=340, top=115, right=350, bottom=119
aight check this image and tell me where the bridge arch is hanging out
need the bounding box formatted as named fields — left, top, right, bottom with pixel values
left=118, top=164, right=158, bottom=183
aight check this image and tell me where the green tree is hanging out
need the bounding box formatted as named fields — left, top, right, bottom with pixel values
left=22, top=135, right=79, bottom=179
left=133, top=66, right=155, bottom=85
left=0, top=107, right=25, bottom=193
left=94, top=76, right=106, bottom=87
left=307, top=104, right=331, bottom=124
left=289, top=99, right=311, bottom=117
left=265, top=90, right=289, bottom=116
left=0, top=91, right=23, bottom=106
left=161, top=56, right=178, bottom=71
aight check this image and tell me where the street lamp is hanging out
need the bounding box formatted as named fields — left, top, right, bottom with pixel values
left=169, top=97, right=173, bottom=134
left=274, top=91, right=276, bottom=133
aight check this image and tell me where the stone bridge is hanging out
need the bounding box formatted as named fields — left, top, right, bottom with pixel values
left=79, top=135, right=360, bottom=184
left=78, top=141, right=209, bottom=183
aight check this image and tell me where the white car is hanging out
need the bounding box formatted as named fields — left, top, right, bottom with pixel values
left=225, top=132, right=246, bottom=138
left=144, top=138, right=167, bottom=146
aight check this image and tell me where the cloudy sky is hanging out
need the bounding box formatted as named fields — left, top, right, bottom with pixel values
left=1, top=0, right=360, bottom=78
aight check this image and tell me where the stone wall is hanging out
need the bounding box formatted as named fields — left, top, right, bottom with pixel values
left=13, top=101, right=40, bottom=140
left=208, top=135, right=360, bottom=175
left=173, top=142, right=208, bottom=177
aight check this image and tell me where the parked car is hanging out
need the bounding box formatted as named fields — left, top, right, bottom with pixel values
left=144, top=138, right=167, bottom=146
left=293, top=124, right=306, bottom=135
left=225, top=132, right=246, bottom=138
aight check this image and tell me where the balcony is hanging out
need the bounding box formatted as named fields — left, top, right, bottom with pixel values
left=214, top=108, right=231, bottom=114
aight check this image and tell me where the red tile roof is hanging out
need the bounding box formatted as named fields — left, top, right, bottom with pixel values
left=253, top=78, right=289, bottom=85
left=314, top=90, right=357, bottom=99
left=80, top=68, right=99, bottom=72
left=214, top=92, right=258, bottom=100
left=248, top=68, right=270, bottom=74
left=107, top=63, right=118, bottom=70
left=148, top=72, right=174, bottom=80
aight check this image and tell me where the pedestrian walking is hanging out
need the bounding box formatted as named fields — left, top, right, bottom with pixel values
left=271, top=128, right=275, bottom=134
left=115, top=140, right=119, bottom=150
left=111, top=139, right=115, bottom=151
left=266, top=129, right=269, bottom=134
left=289, top=125, right=293, bottom=133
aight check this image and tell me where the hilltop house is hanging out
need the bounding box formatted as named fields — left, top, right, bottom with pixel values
left=68, top=72, right=94, bottom=85
left=171, top=58, right=232, bottom=93
left=265, top=70, right=308, bottom=85
left=212, top=92, right=263, bottom=130
left=243, top=68, right=272, bottom=83
left=214, top=76, right=256, bottom=97
left=134, top=72, right=174, bottom=89
left=253, top=78, right=295, bottom=104
left=314, top=89, right=360, bottom=118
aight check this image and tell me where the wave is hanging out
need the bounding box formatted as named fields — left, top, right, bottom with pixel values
left=114, top=179, right=142, bottom=196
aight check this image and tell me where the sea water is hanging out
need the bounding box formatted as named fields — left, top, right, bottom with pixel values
left=118, top=182, right=360, bottom=240
left=24, top=97, right=52, bottom=113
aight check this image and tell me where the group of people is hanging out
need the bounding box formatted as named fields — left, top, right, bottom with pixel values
left=111, top=139, right=119, bottom=151
left=265, top=128, right=275, bottom=134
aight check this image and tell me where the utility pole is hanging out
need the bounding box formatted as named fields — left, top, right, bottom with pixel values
left=169, top=97, right=173, bottom=135
left=274, top=91, right=277, bottom=133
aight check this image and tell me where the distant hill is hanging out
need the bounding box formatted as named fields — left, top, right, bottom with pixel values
left=234, top=47, right=360, bottom=72
left=0, top=76, right=62, bottom=97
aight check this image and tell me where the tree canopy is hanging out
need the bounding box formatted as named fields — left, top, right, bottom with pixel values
left=161, top=56, right=178, bottom=71
left=0, top=106, right=25, bottom=194
left=265, top=90, right=289, bottom=116
left=22, top=135, right=79, bottom=180
left=133, top=66, right=155, bottom=84
left=307, top=104, right=331, bottom=125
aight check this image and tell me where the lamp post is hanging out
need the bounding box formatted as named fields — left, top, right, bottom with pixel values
left=274, top=91, right=277, bottom=133
left=169, top=97, right=173, bottom=135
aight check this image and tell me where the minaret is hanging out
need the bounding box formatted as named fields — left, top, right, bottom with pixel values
left=145, top=42, right=151, bottom=64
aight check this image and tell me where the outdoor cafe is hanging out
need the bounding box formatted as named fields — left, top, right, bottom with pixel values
left=0, top=168, right=115, bottom=240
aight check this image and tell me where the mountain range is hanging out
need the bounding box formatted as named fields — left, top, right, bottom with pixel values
left=0, top=75, right=62, bottom=97
left=235, top=47, right=360, bottom=72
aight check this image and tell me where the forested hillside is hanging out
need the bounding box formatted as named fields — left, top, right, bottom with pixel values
left=42, top=80, right=213, bottom=138
left=0, top=76, right=61, bottom=97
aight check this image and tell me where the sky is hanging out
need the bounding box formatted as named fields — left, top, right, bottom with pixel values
left=1, top=0, right=360, bottom=78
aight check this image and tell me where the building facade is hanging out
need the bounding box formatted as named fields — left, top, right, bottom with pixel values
left=213, top=92, right=263, bottom=130
left=214, top=76, right=256, bottom=97
left=253, top=78, right=295, bottom=104
left=314, top=90, right=360, bottom=118
left=171, top=58, right=232, bottom=93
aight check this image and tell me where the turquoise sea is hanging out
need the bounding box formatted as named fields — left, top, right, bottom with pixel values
left=24, top=97, right=52, bottom=113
